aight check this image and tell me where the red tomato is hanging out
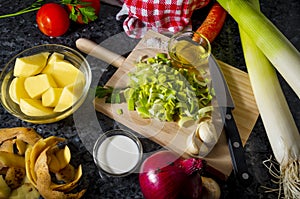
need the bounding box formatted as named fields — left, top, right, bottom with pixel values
left=66, top=0, right=101, bottom=24
left=36, top=3, right=70, bottom=37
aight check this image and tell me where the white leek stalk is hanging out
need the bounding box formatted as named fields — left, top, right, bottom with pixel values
left=239, top=0, right=300, bottom=198
left=217, top=0, right=300, bottom=99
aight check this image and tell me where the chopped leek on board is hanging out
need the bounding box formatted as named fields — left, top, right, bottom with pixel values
left=95, top=53, right=214, bottom=126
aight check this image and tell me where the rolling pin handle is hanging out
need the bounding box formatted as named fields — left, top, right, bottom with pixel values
left=75, top=38, right=125, bottom=68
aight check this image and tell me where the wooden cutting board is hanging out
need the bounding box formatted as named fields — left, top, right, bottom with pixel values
left=93, top=31, right=259, bottom=178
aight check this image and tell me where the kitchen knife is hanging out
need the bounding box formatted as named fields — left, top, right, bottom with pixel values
left=208, top=55, right=252, bottom=186
left=76, top=37, right=253, bottom=184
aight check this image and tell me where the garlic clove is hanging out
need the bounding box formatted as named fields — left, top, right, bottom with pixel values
left=197, top=120, right=218, bottom=146
left=186, top=130, right=201, bottom=155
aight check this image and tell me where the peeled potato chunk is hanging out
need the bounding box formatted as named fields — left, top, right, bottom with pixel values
left=48, top=60, right=85, bottom=87
left=42, top=87, right=63, bottom=107
left=54, top=83, right=84, bottom=112
left=24, top=74, right=57, bottom=99
left=13, top=52, right=50, bottom=77
left=42, top=52, right=65, bottom=74
left=10, top=51, right=86, bottom=117
left=9, top=77, right=30, bottom=104
left=19, top=99, right=54, bottom=117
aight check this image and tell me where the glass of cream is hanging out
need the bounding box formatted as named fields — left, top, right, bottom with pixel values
left=93, top=129, right=143, bottom=177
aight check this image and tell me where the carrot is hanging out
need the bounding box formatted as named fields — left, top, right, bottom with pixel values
left=193, top=2, right=227, bottom=43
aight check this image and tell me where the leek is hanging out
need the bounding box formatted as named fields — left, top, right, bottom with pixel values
left=126, top=57, right=213, bottom=123
left=217, top=0, right=300, bottom=98
left=239, top=0, right=300, bottom=198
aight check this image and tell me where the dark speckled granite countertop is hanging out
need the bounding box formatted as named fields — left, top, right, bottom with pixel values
left=0, top=0, right=299, bottom=198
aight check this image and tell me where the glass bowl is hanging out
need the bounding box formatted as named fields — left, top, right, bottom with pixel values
left=0, top=44, right=92, bottom=124
left=93, top=129, right=143, bottom=177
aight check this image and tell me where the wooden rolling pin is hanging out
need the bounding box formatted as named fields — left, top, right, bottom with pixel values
left=76, top=38, right=126, bottom=68
left=75, top=34, right=259, bottom=181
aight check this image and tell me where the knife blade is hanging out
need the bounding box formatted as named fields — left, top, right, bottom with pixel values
left=208, top=55, right=252, bottom=186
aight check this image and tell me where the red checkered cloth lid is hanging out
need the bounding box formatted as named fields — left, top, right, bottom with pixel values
left=116, top=0, right=210, bottom=38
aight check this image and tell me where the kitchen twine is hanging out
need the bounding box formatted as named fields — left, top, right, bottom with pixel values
left=116, top=0, right=210, bottom=38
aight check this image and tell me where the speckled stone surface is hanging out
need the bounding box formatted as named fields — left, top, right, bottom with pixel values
left=0, top=0, right=299, bottom=199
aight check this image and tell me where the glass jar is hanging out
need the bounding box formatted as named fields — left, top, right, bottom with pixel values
left=168, top=31, right=211, bottom=72
left=93, top=129, right=143, bottom=177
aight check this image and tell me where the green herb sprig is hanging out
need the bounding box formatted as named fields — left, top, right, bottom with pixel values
left=0, top=0, right=45, bottom=19
left=61, top=0, right=98, bottom=24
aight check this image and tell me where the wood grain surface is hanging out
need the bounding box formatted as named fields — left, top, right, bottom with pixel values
left=94, top=31, right=259, bottom=178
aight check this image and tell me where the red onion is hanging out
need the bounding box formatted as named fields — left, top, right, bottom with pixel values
left=139, top=150, right=205, bottom=199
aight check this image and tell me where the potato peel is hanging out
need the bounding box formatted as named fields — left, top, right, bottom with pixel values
left=0, top=175, right=11, bottom=198
left=51, top=165, right=83, bottom=192
left=0, top=139, right=14, bottom=153
left=0, top=151, right=25, bottom=168
left=0, top=127, right=42, bottom=145
left=48, top=152, right=61, bottom=173
left=29, top=139, right=47, bottom=184
left=9, top=182, right=40, bottom=199
left=0, top=127, right=41, bottom=198
left=15, top=139, right=27, bottom=156
left=1, top=127, right=85, bottom=199
left=35, top=148, right=86, bottom=199
left=56, top=145, right=72, bottom=171
left=47, top=145, right=72, bottom=173
left=55, top=164, right=75, bottom=183
left=29, top=136, right=65, bottom=183
left=25, top=146, right=36, bottom=187
left=5, top=167, right=26, bottom=190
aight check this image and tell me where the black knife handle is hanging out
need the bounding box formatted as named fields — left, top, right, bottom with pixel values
left=224, top=108, right=252, bottom=186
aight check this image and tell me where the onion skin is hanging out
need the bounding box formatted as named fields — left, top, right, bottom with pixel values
left=179, top=172, right=203, bottom=199
left=139, top=150, right=205, bottom=199
left=139, top=168, right=186, bottom=199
